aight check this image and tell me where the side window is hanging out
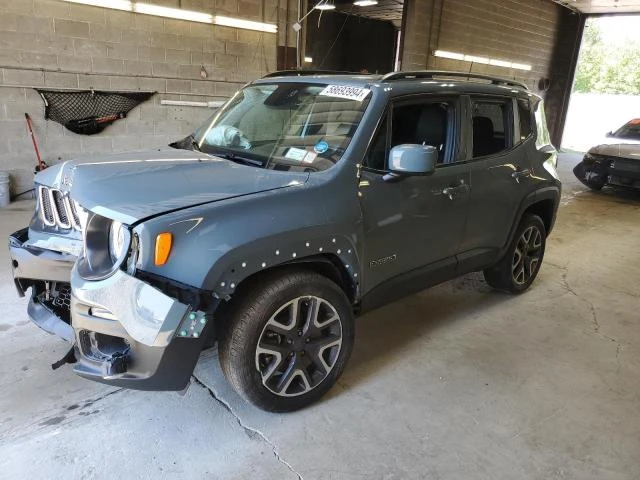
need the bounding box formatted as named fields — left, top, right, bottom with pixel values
left=391, top=101, right=450, bottom=163
left=518, top=98, right=532, bottom=141
left=471, top=99, right=512, bottom=158
left=364, top=100, right=452, bottom=171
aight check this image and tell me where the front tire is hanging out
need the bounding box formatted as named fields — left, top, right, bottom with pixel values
left=483, top=214, right=546, bottom=294
left=218, top=269, right=354, bottom=412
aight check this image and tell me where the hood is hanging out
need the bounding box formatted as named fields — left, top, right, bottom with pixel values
left=589, top=139, right=640, bottom=160
left=35, top=148, right=309, bottom=224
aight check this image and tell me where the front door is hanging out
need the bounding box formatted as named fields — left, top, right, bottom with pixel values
left=358, top=96, right=470, bottom=293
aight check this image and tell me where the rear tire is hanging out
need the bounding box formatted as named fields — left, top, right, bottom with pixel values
left=483, top=214, right=546, bottom=294
left=218, top=269, right=354, bottom=412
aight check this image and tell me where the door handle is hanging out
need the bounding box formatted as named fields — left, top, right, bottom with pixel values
left=441, top=180, right=468, bottom=200
left=511, top=168, right=531, bottom=183
left=442, top=186, right=455, bottom=200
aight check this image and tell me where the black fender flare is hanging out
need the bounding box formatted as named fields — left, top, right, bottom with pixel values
left=498, top=186, right=560, bottom=259
left=201, top=234, right=361, bottom=301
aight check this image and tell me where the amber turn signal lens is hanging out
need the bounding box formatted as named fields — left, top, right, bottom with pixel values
left=155, top=232, right=172, bottom=266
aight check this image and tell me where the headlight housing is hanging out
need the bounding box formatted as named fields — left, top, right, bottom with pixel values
left=109, top=221, right=127, bottom=262
left=77, top=214, right=132, bottom=280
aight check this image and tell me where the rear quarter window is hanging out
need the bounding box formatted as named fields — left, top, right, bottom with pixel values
left=518, top=98, right=532, bottom=141
left=534, top=101, right=552, bottom=150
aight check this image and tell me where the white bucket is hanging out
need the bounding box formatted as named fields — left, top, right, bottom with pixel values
left=0, top=171, right=10, bottom=207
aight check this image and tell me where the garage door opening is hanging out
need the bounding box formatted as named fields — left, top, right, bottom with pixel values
left=562, top=15, right=640, bottom=152
left=301, top=0, right=404, bottom=74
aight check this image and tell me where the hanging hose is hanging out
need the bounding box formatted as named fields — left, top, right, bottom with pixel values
left=25, top=113, right=47, bottom=172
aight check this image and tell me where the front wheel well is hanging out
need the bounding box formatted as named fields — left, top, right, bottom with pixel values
left=523, top=199, right=555, bottom=235
left=211, top=255, right=358, bottom=342
left=224, top=254, right=357, bottom=306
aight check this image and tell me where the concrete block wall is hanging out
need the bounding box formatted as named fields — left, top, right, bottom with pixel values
left=401, top=0, right=585, bottom=145
left=0, top=0, right=280, bottom=195
left=402, top=0, right=564, bottom=92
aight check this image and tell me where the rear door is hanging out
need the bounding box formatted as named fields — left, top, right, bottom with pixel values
left=358, top=95, right=470, bottom=293
left=459, top=95, right=536, bottom=258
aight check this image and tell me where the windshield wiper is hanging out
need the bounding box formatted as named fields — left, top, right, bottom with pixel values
left=215, top=152, right=265, bottom=167
left=201, top=145, right=265, bottom=167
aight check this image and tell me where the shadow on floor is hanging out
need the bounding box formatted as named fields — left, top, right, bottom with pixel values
left=595, top=185, right=640, bottom=204
left=333, top=272, right=515, bottom=393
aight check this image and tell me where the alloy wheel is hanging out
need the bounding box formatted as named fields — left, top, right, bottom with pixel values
left=255, top=296, right=343, bottom=397
left=512, top=225, right=543, bottom=285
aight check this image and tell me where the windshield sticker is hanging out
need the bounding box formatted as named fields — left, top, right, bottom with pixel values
left=314, top=141, right=329, bottom=154
left=285, top=147, right=308, bottom=161
left=302, top=152, right=317, bottom=164
left=319, top=85, right=371, bottom=102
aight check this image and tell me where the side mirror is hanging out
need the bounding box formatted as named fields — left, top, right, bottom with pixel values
left=605, top=131, right=613, bottom=138
left=386, top=144, right=437, bottom=179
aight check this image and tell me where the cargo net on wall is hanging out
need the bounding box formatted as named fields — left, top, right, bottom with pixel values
left=36, top=89, right=156, bottom=135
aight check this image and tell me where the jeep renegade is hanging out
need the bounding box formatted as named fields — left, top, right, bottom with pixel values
left=9, top=71, right=561, bottom=412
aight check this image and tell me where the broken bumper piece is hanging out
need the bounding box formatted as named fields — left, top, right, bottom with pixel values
left=27, top=298, right=75, bottom=342
left=70, top=264, right=213, bottom=391
left=9, top=228, right=75, bottom=341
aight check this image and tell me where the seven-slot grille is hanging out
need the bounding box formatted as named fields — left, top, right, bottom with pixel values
left=38, top=186, right=82, bottom=230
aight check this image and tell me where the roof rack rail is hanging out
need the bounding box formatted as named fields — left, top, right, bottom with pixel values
left=381, top=70, right=528, bottom=89
left=262, top=70, right=370, bottom=78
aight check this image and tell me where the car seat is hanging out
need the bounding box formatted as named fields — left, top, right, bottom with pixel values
left=414, top=106, right=447, bottom=158
left=473, top=116, right=504, bottom=157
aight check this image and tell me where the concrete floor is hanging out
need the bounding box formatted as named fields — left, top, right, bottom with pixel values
left=1, top=153, right=638, bottom=479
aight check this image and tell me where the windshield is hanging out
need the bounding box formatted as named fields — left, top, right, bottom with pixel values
left=612, top=119, right=640, bottom=140
left=191, top=82, right=371, bottom=172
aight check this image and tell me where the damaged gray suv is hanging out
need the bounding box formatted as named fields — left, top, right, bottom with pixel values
left=9, top=71, right=560, bottom=412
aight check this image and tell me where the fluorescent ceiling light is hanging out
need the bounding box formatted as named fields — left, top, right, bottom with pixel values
left=434, top=49, right=532, bottom=71
left=62, top=0, right=132, bottom=9
left=135, top=3, right=212, bottom=23
left=214, top=15, right=277, bottom=33
left=315, top=1, right=336, bottom=10
left=489, top=59, right=513, bottom=68
left=354, top=0, right=378, bottom=5
left=511, top=62, right=532, bottom=71
left=464, top=54, right=489, bottom=64
left=304, top=56, right=313, bottom=63
left=433, top=50, right=464, bottom=61
left=60, top=0, right=277, bottom=33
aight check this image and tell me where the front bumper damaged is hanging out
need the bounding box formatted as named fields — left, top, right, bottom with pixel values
left=9, top=227, right=214, bottom=391
left=574, top=156, right=640, bottom=190
left=9, top=228, right=76, bottom=342
left=70, top=265, right=214, bottom=390
left=10, top=229, right=76, bottom=294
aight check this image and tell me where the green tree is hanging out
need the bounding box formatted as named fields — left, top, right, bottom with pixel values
left=573, top=19, right=640, bottom=95
left=573, top=23, right=604, bottom=93
left=611, top=47, right=640, bottom=94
